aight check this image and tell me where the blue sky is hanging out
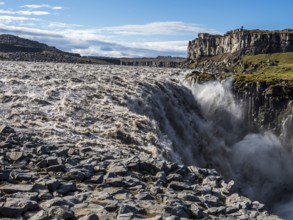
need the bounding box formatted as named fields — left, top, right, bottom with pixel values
left=0, top=0, right=292, bottom=57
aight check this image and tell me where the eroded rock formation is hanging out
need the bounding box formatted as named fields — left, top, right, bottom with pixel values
left=233, top=81, right=293, bottom=135
left=188, top=29, right=293, bottom=61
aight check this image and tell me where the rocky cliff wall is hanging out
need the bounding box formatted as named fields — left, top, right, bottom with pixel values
left=233, top=81, right=293, bottom=135
left=188, top=29, right=293, bottom=61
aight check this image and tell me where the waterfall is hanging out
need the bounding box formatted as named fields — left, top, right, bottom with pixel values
left=186, top=78, right=293, bottom=219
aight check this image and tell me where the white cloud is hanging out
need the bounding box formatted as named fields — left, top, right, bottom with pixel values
left=48, top=22, right=81, bottom=28
left=0, top=15, right=38, bottom=23
left=21, top=4, right=49, bottom=9
left=101, top=21, right=218, bottom=36
left=52, top=6, right=62, bottom=10
left=72, top=46, right=126, bottom=57
left=21, top=4, right=63, bottom=10
left=61, top=29, right=113, bottom=42
left=0, top=9, right=50, bottom=16
left=18, top=10, right=50, bottom=16
left=124, top=41, right=187, bottom=52
left=0, top=2, right=5, bottom=5
left=0, top=23, right=62, bottom=37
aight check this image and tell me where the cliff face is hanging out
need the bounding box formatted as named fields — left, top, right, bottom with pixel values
left=233, top=81, right=293, bottom=134
left=188, top=29, right=293, bottom=61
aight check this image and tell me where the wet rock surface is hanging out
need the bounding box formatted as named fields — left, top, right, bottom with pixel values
left=0, top=61, right=280, bottom=219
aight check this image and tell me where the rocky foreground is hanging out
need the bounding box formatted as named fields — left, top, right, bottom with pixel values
left=0, top=62, right=279, bottom=219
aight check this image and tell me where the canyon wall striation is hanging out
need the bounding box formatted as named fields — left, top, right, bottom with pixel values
left=188, top=29, right=293, bottom=61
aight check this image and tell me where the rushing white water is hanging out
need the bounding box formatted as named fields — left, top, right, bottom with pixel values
left=184, top=78, right=293, bottom=219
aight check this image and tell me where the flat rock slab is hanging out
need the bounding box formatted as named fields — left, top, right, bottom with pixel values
left=0, top=184, right=34, bottom=194
left=0, top=198, right=38, bottom=218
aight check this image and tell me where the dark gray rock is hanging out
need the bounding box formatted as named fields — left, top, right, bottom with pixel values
left=103, top=200, right=118, bottom=212
left=190, top=203, right=204, bottom=218
left=0, top=198, right=39, bottom=218
left=105, top=177, right=127, bottom=187
left=226, top=206, right=239, bottom=214
left=226, top=193, right=252, bottom=209
left=79, top=213, right=99, bottom=220
left=39, top=191, right=53, bottom=200
left=202, top=194, right=221, bottom=207
left=73, top=203, right=109, bottom=219
left=202, top=176, right=219, bottom=188
left=63, top=195, right=84, bottom=205
left=48, top=206, right=74, bottom=219
left=0, top=141, right=13, bottom=149
left=168, top=181, right=192, bottom=190
left=37, top=159, right=48, bottom=168
left=32, top=181, right=48, bottom=192
left=28, top=210, right=49, bottom=220
left=86, top=174, right=104, bottom=184
left=36, top=146, right=50, bottom=155
left=57, top=182, right=76, bottom=194
left=46, top=164, right=66, bottom=172
left=119, top=203, right=144, bottom=215
left=117, top=212, right=133, bottom=220
left=46, top=178, right=61, bottom=192
left=252, top=201, right=265, bottom=211
left=195, top=185, right=212, bottom=194
left=170, top=205, right=193, bottom=218
left=155, top=171, right=167, bottom=185
left=205, top=206, right=226, bottom=215
left=114, top=193, right=133, bottom=200
left=66, top=158, right=79, bottom=166
left=46, top=156, right=62, bottom=166
left=135, top=193, right=154, bottom=200
left=177, top=192, right=201, bottom=202
left=0, top=171, right=10, bottom=180
left=106, top=164, right=128, bottom=178
left=10, top=171, right=38, bottom=181
left=41, top=197, right=74, bottom=208
left=66, top=169, right=85, bottom=181
left=167, top=173, right=182, bottom=182
left=0, top=124, right=15, bottom=134
left=56, top=147, right=69, bottom=157
left=9, top=192, right=39, bottom=201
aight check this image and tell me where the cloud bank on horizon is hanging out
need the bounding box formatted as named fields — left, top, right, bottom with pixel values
left=0, top=1, right=220, bottom=57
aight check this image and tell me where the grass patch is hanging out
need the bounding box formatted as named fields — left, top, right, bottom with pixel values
left=232, top=52, right=293, bottom=84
